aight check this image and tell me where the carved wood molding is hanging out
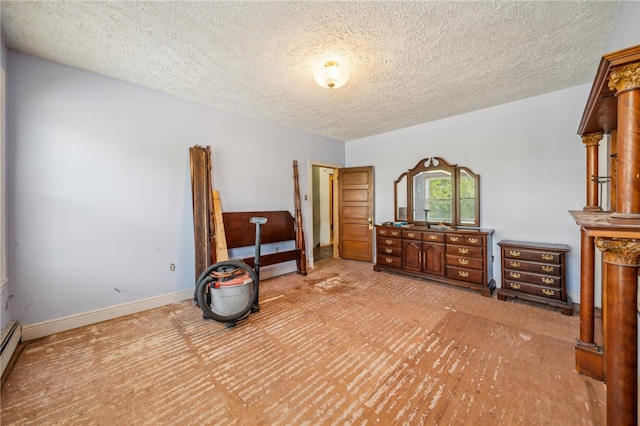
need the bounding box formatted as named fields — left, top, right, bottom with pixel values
left=581, top=132, right=603, bottom=147
left=608, top=62, right=640, bottom=93
left=594, top=237, right=640, bottom=266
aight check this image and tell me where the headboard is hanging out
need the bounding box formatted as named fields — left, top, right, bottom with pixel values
left=222, top=210, right=307, bottom=275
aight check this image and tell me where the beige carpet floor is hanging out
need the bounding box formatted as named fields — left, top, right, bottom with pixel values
left=1, top=258, right=605, bottom=425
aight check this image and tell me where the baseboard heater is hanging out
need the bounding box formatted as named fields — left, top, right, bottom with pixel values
left=1, top=321, right=22, bottom=377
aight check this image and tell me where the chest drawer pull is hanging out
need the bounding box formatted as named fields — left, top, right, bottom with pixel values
left=509, top=272, right=521, bottom=279
left=458, top=248, right=469, bottom=254
left=509, top=250, right=521, bottom=257
left=509, top=282, right=521, bottom=290
left=541, top=265, right=555, bottom=273
left=407, top=232, right=415, bottom=238
left=458, top=259, right=469, bottom=265
left=385, top=239, right=392, bottom=244
left=385, top=248, right=393, bottom=253
left=379, top=229, right=388, bottom=235
left=468, top=237, right=478, bottom=244
left=542, top=277, right=555, bottom=285
left=450, top=236, right=459, bottom=242
left=541, top=254, right=554, bottom=261
left=385, top=257, right=393, bottom=263
left=458, top=271, right=469, bottom=278
left=429, top=235, right=438, bottom=240
left=391, top=231, right=400, bottom=237
left=509, top=261, right=521, bottom=268
left=542, top=289, right=555, bottom=296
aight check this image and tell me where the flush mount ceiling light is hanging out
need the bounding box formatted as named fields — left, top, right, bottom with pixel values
left=314, top=61, right=349, bottom=89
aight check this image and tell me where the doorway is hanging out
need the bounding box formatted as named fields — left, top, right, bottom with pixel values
left=311, top=164, right=338, bottom=264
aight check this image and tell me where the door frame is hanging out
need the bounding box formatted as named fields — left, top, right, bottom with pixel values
left=308, top=160, right=341, bottom=268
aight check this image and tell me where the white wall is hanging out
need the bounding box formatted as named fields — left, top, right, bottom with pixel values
left=6, top=51, right=344, bottom=331
left=1, top=41, right=8, bottom=333
left=605, top=1, right=640, bottom=53
left=346, top=84, right=591, bottom=303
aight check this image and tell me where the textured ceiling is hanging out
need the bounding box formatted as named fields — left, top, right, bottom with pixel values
left=1, top=1, right=618, bottom=142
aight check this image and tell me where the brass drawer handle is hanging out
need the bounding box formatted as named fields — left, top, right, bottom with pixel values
left=458, top=271, right=469, bottom=278
left=458, top=259, right=469, bottom=265
left=509, top=261, right=520, bottom=268
left=468, top=238, right=478, bottom=244
left=509, top=282, right=521, bottom=290
left=391, top=231, right=400, bottom=236
left=459, top=248, right=468, bottom=254
left=385, top=258, right=393, bottom=263
left=385, top=248, right=393, bottom=253
left=385, top=239, right=392, bottom=244
left=509, top=272, right=521, bottom=279
left=509, top=250, right=521, bottom=257
left=429, top=235, right=438, bottom=240
left=541, top=254, right=554, bottom=261
left=408, top=232, right=416, bottom=238
left=542, top=289, right=555, bottom=296
left=450, top=236, right=459, bottom=242
left=541, top=266, right=554, bottom=273
left=379, top=230, right=387, bottom=235
left=542, top=277, right=555, bottom=285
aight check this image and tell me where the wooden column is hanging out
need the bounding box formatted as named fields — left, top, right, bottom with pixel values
left=608, top=62, right=640, bottom=220
left=595, top=238, right=639, bottom=426
left=575, top=134, right=604, bottom=379
left=583, top=133, right=603, bottom=211
left=578, top=132, right=603, bottom=362
left=609, top=129, right=618, bottom=212
left=575, top=230, right=603, bottom=379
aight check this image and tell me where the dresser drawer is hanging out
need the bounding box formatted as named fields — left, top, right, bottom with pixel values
left=503, top=248, right=561, bottom=264
left=503, top=280, right=562, bottom=300
left=377, top=227, right=402, bottom=238
left=446, top=244, right=483, bottom=258
left=447, top=266, right=484, bottom=284
left=377, top=237, right=402, bottom=248
left=423, top=232, right=445, bottom=243
left=446, top=255, right=483, bottom=270
left=504, top=259, right=561, bottom=276
left=445, top=234, right=484, bottom=246
left=504, top=270, right=561, bottom=288
left=376, top=254, right=402, bottom=268
left=402, top=230, right=422, bottom=240
left=378, top=244, right=402, bottom=256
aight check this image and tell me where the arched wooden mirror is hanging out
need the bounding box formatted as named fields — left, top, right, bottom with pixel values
left=394, top=157, right=480, bottom=227
left=394, top=172, right=408, bottom=221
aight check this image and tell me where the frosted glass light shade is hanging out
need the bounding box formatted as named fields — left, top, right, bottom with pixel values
left=314, top=61, right=349, bottom=89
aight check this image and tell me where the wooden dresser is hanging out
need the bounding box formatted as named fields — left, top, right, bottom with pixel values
left=496, top=240, right=572, bottom=315
left=374, top=225, right=495, bottom=296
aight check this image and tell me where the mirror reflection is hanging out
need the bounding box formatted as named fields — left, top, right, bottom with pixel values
left=458, top=169, right=477, bottom=225
left=395, top=173, right=408, bottom=221
left=413, top=170, right=452, bottom=222
left=394, top=157, right=480, bottom=227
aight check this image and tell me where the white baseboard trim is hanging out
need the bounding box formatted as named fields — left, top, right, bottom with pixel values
left=22, top=288, right=194, bottom=341
left=567, top=290, right=579, bottom=306
left=20, top=264, right=298, bottom=341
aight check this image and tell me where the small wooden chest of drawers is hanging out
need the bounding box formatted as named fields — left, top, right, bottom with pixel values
left=497, top=240, right=572, bottom=315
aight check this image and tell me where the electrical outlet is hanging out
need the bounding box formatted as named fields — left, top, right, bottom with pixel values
left=170, top=263, right=176, bottom=271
